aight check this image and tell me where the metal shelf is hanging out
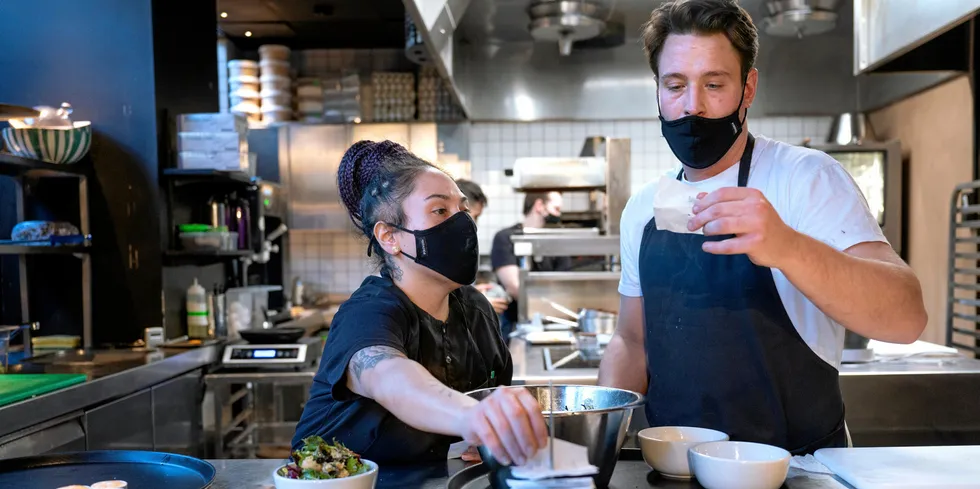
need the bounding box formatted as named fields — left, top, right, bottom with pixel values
left=0, top=244, right=90, bottom=255
left=0, top=153, right=87, bottom=178
left=162, top=168, right=253, bottom=186
left=163, top=249, right=252, bottom=265
left=525, top=271, right=621, bottom=282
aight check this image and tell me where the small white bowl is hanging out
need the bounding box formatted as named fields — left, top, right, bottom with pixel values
left=272, top=460, right=379, bottom=489
left=638, top=426, right=729, bottom=479
left=688, top=441, right=790, bottom=489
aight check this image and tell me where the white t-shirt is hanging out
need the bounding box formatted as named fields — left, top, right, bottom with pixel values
left=618, top=135, right=886, bottom=368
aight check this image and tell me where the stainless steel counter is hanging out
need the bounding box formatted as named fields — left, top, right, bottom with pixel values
left=207, top=457, right=858, bottom=489
left=0, top=345, right=220, bottom=439
left=510, top=340, right=980, bottom=446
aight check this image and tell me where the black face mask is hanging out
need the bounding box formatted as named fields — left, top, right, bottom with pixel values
left=389, top=211, right=480, bottom=286
left=659, top=85, right=747, bottom=170
left=544, top=213, right=562, bottom=225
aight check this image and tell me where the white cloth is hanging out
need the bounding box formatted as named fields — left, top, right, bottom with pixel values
left=652, top=175, right=704, bottom=234
left=618, top=135, right=887, bottom=368
left=509, top=438, right=598, bottom=481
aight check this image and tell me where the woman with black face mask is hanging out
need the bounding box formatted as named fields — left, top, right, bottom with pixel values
left=292, top=140, right=548, bottom=467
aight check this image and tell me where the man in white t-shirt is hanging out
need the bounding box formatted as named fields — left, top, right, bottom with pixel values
left=597, top=0, right=927, bottom=457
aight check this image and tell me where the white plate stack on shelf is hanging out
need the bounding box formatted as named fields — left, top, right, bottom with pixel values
left=322, top=72, right=362, bottom=123
left=176, top=113, right=252, bottom=175
left=295, top=78, right=325, bottom=123
left=228, top=60, right=261, bottom=123
left=258, top=44, right=293, bottom=124
left=371, top=72, right=415, bottom=122
left=417, top=66, right=464, bottom=122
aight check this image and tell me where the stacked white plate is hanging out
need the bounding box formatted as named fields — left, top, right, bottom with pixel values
left=258, top=44, right=293, bottom=123
left=295, top=78, right=324, bottom=123
left=228, top=60, right=260, bottom=123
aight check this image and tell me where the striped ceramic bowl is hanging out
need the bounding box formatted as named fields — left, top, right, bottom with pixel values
left=2, top=121, right=92, bottom=164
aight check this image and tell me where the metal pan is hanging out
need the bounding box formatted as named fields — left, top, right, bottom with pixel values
left=0, top=450, right=216, bottom=489
left=239, top=327, right=304, bottom=344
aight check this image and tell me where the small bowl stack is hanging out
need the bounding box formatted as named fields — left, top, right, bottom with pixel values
left=259, top=44, right=293, bottom=124
left=228, top=60, right=260, bottom=123
left=295, top=78, right=325, bottom=123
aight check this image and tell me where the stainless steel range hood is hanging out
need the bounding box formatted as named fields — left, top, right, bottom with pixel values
left=404, top=0, right=965, bottom=121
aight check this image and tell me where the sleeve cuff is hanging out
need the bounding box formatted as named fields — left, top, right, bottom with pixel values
left=618, top=283, right=642, bottom=298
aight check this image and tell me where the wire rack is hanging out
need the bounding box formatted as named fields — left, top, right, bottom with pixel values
left=947, top=181, right=980, bottom=358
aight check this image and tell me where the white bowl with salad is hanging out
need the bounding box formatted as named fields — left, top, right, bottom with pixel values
left=274, top=437, right=378, bottom=489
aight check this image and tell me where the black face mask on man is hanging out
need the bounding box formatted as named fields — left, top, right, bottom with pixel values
left=544, top=213, right=562, bottom=225
left=659, top=83, right=747, bottom=170
left=386, top=211, right=480, bottom=286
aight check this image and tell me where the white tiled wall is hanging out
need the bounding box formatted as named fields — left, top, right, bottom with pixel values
left=291, top=116, right=834, bottom=296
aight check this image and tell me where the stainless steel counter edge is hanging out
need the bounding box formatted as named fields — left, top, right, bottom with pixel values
left=0, top=345, right=220, bottom=439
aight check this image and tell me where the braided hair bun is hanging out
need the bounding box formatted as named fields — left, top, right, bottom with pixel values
left=337, top=140, right=409, bottom=226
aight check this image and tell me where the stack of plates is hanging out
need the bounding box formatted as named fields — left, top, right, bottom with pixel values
left=228, top=60, right=260, bottom=123
left=258, top=45, right=293, bottom=123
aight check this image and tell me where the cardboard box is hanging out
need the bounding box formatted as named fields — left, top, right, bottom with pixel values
left=177, top=113, right=248, bottom=134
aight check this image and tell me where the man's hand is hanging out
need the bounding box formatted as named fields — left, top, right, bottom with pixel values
left=475, top=283, right=510, bottom=315
left=687, top=187, right=798, bottom=268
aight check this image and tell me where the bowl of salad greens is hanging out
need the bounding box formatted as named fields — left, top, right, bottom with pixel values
left=273, top=436, right=378, bottom=489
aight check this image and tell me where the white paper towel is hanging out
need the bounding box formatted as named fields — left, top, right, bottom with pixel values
left=509, top=438, right=598, bottom=481
left=653, top=175, right=702, bottom=234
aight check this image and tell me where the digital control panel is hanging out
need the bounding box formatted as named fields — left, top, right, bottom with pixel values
left=221, top=343, right=309, bottom=368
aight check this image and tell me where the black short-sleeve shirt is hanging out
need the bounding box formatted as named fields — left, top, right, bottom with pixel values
left=291, top=275, right=513, bottom=463
left=490, top=224, right=573, bottom=322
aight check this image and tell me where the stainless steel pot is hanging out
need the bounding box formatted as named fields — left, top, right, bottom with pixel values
left=465, top=385, right=645, bottom=487
left=548, top=301, right=617, bottom=336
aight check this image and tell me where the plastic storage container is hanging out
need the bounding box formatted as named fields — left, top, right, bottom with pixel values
left=179, top=231, right=238, bottom=251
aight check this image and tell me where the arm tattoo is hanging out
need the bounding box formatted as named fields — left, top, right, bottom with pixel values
left=350, top=345, right=404, bottom=382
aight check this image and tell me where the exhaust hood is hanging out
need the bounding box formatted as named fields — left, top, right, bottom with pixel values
left=763, top=0, right=840, bottom=38
left=527, top=0, right=607, bottom=56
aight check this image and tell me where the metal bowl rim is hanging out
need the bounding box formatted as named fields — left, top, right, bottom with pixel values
left=464, top=384, right=646, bottom=416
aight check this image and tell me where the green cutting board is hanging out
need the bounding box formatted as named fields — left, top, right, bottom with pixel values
left=0, top=373, right=87, bottom=407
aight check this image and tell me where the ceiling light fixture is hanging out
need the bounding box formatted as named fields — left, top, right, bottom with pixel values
left=245, top=31, right=252, bottom=37
left=220, top=12, right=228, bottom=18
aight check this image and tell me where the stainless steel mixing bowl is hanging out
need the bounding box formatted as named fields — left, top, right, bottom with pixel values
left=465, top=384, right=645, bottom=487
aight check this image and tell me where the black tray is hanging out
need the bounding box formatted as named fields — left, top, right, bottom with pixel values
left=0, top=450, right=216, bottom=489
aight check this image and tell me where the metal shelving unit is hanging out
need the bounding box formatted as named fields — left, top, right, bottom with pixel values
left=947, top=181, right=980, bottom=358
left=0, top=153, right=91, bottom=352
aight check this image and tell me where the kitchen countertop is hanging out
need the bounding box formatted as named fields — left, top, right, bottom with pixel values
left=0, top=344, right=220, bottom=438
left=510, top=339, right=980, bottom=385
left=207, top=456, right=858, bottom=489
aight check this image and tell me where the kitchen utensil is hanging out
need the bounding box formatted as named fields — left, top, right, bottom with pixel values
left=466, top=385, right=644, bottom=487
left=0, top=373, right=87, bottom=407
left=1, top=121, right=92, bottom=164
left=209, top=197, right=227, bottom=230
left=0, top=450, right=215, bottom=489
left=688, top=441, right=790, bottom=489
left=212, top=289, right=228, bottom=338
left=240, top=327, right=304, bottom=345
left=637, top=426, right=729, bottom=479
left=546, top=300, right=616, bottom=336
left=814, top=446, right=980, bottom=489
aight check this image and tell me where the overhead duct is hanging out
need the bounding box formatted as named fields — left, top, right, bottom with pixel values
left=763, top=0, right=840, bottom=38
left=528, top=0, right=607, bottom=56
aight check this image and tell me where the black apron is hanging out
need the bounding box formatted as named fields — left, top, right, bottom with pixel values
left=637, top=135, right=847, bottom=455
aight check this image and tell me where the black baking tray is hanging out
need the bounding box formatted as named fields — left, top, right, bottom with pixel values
left=0, top=450, right=216, bottom=489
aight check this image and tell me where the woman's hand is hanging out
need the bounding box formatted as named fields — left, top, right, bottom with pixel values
left=461, top=445, right=482, bottom=462
left=456, top=387, right=549, bottom=466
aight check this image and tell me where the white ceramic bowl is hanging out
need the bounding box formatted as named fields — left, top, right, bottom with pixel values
left=638, top=426, right=729, bottom=479
left=273, top=460, right=379, bottom=489
left=688, top=441, right=790, bottom=489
